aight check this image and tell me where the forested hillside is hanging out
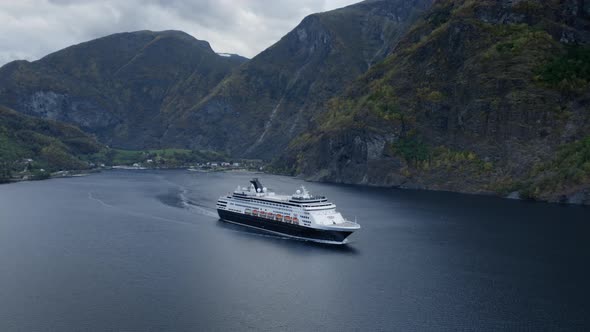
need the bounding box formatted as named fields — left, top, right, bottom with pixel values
left=0, top=105, right=103, bottom=181
left=276, top=0, right=590, bottom=204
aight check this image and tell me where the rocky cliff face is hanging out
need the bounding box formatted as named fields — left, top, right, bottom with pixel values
left=278, top=0, right=590, bottom=204
left=0, top=30, right=246, bottom=149
left=162, top=0, right=435, bottom=158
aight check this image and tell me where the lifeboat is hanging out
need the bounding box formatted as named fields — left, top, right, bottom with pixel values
left=284, top=216, right=292, bottom=223
left=252, top=210, right=259, bottom=216
left=293, top=217, right=299, bottom=225
left=260, top=211, right=267, bottom=218
left=267, top=213, right=274, bottom=219
left=245, top=209, right=251, bottom=215
left=276, top=214, right=283, bottom=221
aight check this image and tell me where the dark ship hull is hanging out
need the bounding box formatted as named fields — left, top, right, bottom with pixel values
left=217, top=210, right=353, bottom=244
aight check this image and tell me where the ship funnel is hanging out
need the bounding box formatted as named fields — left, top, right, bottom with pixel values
left=250, top=178, right=263, bottom=193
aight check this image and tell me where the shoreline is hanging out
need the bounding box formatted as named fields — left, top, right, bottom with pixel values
left=0, top=166, right=261, bottom=185
left=1, top=168, right=102, bottom=184
left=3, top=167, right=588, bottom=207
left=265, top=171, right=590, bottom=207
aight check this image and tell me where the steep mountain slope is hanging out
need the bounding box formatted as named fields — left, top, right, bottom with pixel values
left=278, top=0, right=590, bottom=204
left=0, top=30, right=246, bottom=148
left=163, top=0, right=435, bottom=158
left=0, top=105, right=103, bottom=174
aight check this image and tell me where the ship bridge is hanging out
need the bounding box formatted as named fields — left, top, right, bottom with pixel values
left=289, top=186, right=327, bottom=203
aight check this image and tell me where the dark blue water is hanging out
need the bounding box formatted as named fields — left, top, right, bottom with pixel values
left=0, top=170, right=588, bottom=331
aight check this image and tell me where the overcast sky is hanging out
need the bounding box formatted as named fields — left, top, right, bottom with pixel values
left=0, top=0, right=361, bottom=66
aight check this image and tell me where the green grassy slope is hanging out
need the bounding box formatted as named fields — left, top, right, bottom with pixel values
left=102, top=148, right=228, bottom=166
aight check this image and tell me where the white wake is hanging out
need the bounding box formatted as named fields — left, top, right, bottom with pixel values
left=178, top=188, right=218, bottom=218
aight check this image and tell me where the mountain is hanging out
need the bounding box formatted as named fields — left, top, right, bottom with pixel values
left=2, top=0, right=589, bottom=203
left=0, top=2, right=434, bottom=156
left=162, top=0, right=435, bottom=158
left=276, top=0, right=590, bottom=204
left=0, top=105, right=103, bottom=175
left=0, top=30, right=247, bottom=149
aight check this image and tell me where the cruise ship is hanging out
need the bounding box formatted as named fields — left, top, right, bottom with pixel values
left=217, top=178, right=360, bottom=244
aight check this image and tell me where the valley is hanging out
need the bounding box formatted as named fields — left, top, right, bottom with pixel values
left=1, top=0, right=589, bottom=204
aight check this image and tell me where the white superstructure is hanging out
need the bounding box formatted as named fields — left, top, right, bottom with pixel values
left=216, top=178, right=360, bottom=243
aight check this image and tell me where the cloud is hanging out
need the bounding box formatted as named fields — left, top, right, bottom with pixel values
left=0, top=0, right=360, bottom=66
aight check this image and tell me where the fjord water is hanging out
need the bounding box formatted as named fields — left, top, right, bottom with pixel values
left=0, top=170, right=588, bottom=331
